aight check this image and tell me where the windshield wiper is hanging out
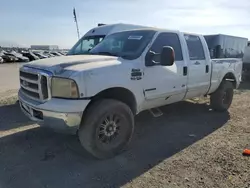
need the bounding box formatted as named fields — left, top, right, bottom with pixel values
left=94, top=51, right=118, bottom=57
left=119, top=54, right=132, bottom=59
left=89, top=51, right=132, bottom=59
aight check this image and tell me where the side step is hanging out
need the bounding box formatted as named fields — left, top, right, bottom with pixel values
left=149, top=108, right=163, bottom=117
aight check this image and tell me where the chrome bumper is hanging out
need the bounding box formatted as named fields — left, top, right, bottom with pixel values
left=18, top=91, right=87, bottom=134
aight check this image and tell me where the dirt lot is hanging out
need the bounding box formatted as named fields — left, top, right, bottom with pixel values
left=0, top=63, right=23, bottom=105
left=0, top=63, right=22, bottom=93
left=0, top=82, right=250, bottom=188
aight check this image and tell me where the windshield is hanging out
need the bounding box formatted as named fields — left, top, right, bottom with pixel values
left=89, top=30, right=156, bottom=60
left=67, top=35, right=105, bottom=55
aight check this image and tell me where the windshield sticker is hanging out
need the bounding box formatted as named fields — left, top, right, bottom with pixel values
left=128, top=36, right=143, bottom=40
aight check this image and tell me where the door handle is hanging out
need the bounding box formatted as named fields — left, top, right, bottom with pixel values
left=206, top=65, right=209, bottom=73
left=194, top=61, right=201, bottom=65
left=183, top=66, right=188, bottom=76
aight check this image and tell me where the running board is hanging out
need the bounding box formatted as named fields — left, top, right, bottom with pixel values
left=149, top=108, right=163, bottom=117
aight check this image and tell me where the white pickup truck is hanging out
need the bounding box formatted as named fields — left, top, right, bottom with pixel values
left=18, top=27, right=242, bottom=159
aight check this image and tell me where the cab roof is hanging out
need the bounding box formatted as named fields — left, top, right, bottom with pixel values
left=83, top=23, right=180, bottom=37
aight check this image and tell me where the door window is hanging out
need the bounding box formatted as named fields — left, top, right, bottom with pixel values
left=184, top=35, right=205, bottom=60
left=149, top=33, right=183, bottom=62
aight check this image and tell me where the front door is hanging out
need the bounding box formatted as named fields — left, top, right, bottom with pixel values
left=184, top=34, right=210, bottom=98
left=142, top=32, right=188, bottom=110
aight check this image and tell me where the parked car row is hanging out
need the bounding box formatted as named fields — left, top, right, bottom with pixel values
left=0, top=49, right=67, bottom=63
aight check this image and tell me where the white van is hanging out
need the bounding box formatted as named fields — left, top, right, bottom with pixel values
left=67, top=23, right=150, bottom=55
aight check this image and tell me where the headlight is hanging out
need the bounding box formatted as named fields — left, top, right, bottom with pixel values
left=51, top=77, right=79, bottom=98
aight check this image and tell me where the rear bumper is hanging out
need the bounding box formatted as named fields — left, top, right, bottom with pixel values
left=18, top=90, right=90, bottom=134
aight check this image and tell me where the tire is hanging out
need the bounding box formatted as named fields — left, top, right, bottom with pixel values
left=78, top=99, right=134, bottom=159
left=210, top=80, right=234, bottom=111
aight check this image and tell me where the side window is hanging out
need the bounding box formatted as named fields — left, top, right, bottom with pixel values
left=72, top=39, right=95, bottom=54
left=73, top=42, right=82, bottom=54
left=184, top=35, right=205, bottom=60
left=81, top=39, right=95, bottom=51
left=149, top=33, right=183, bottom=61
left=71, top=36, right=105, bottom=55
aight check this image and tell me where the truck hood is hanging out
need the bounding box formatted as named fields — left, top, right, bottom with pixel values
left=24, top=55, right=119, bottom=76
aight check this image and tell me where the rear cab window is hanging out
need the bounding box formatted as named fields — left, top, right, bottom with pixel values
left=184, top=34, right=205, bottom=60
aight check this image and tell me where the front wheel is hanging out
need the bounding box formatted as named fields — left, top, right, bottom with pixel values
left=78, top=99, right=134, bottom=159
left=210, top=80, right=234, bottom=111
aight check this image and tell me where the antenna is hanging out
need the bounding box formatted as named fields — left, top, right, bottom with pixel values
left=73, top=7, right=80, bottom=39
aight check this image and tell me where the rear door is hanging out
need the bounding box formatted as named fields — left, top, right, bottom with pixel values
left=184, top=34, right=210, bottom=98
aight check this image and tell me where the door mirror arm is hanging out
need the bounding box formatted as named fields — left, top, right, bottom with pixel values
left=145, top=50, right=160, bottom=67
left=145, top=47, right=175, bottom=67
left=149, top=50, right=160, bottom=56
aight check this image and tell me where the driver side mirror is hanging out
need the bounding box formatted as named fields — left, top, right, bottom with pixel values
left=160, top=46, right=175, bottom=66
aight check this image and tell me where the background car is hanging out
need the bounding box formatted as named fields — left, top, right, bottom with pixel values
left=43, top=51, right=56, bottom=57
left=0, top=56, right=3, bottom=64
left=22, top=51, right=39, bottom=61
left=8, top=51, right=29, bottom=62
left=50, top=51, right=62, bottom=56
left=33, top=52, right=48, bottom=59
left=0, top=51, right=18, bottom=62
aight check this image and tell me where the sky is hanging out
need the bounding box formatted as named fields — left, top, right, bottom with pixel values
left=0, top=0, right=250, bottom=49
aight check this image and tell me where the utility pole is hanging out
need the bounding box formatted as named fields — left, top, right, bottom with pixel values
left=73, top=7, right=80, bottom=39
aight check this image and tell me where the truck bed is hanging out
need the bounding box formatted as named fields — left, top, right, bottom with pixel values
left=208, top=58, right=242, bottom=93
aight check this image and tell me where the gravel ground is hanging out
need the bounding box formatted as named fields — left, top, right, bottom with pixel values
left=0, top=82, right=249, bottom=188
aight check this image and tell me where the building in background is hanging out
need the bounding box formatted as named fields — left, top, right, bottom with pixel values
left=30, top=45, right=59, bottom=51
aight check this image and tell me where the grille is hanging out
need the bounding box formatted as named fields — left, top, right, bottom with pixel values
left=20, top=67, right=50, bottom=101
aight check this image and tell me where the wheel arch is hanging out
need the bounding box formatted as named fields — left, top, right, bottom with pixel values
left=222, top=72, right=237, bottom=89
left=82, top=87, right=137, bottom=121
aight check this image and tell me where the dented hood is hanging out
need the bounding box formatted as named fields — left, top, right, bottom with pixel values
left=24, top=55, right=119, bottom=76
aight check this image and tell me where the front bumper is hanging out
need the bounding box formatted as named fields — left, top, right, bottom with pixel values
left=18, top=90, right=90, bottom=134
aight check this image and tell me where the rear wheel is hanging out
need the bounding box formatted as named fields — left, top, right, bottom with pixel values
left=78, top=99, right=134, bottom=159
left=210, top=80, right=234, bottom=111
